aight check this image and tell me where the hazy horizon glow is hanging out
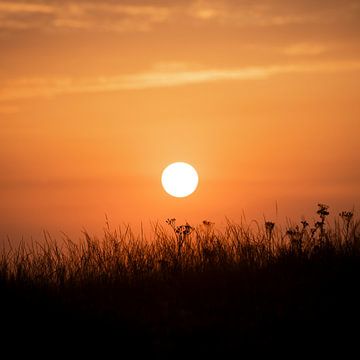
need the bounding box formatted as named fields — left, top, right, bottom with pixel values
left=0, top=0, right=359, bottom=240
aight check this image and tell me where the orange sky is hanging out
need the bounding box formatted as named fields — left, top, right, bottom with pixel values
left=1, top=0, right=360, bottom=240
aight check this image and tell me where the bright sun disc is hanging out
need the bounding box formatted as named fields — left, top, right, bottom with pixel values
left=161, top=162, right=199, bottom=198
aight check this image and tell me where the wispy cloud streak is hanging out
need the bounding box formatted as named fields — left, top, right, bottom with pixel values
left=0, top=1, right=171, bottom=32
left=1, top=0, right=359, bottom=33
left=284, top=43, right=329, bottom=56
left=188, top=0, right=360, bottom=27
left=0, top=2, right=54, bottom=14
left=1, top=61, right=360, bottom=102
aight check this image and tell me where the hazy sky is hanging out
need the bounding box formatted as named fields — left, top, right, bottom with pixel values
left=1, top=0, right=360, bottom=240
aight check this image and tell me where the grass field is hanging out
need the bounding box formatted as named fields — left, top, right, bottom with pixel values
left=1, top=204, right=359, bottom=357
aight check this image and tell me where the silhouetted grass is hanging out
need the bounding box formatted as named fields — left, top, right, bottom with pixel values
left=1, top=204, right=359, bottom=357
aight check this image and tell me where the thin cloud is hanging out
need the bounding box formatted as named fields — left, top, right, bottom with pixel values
left=189, top=0, right=360, bottom=27
left=284, top=43, right=328, bottom=56
left=0, top=0, right=359, bottom=33
left=0, top=1, right=171, bottom=32
left=1, top=61, right=360, bottom=102
left=0, top=2, right=54, bottom=14
left=190, top=1, right=319, bottom=26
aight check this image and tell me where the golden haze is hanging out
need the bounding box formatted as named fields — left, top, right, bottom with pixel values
left=0, top=0, right=359, bottom=239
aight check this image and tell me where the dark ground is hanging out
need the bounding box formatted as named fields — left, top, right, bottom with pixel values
left=1, top=253, right=360, bottom=358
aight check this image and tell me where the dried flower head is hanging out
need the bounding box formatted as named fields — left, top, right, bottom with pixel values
left=301, top=220, right=309, bottom=228
left=339, top=211, right=353, bottom=222
left=317, top=204, right=329, bottom=217
left=166, top=218, right=176, bottom=226
left=203, top=220, right=215, bottom=227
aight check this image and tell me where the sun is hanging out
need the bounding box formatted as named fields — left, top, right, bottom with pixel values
left=161, top=162, right=199, bottom=198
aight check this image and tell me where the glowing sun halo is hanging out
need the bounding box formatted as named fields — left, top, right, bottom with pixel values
left=161, top=162, right=199, bottom=198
